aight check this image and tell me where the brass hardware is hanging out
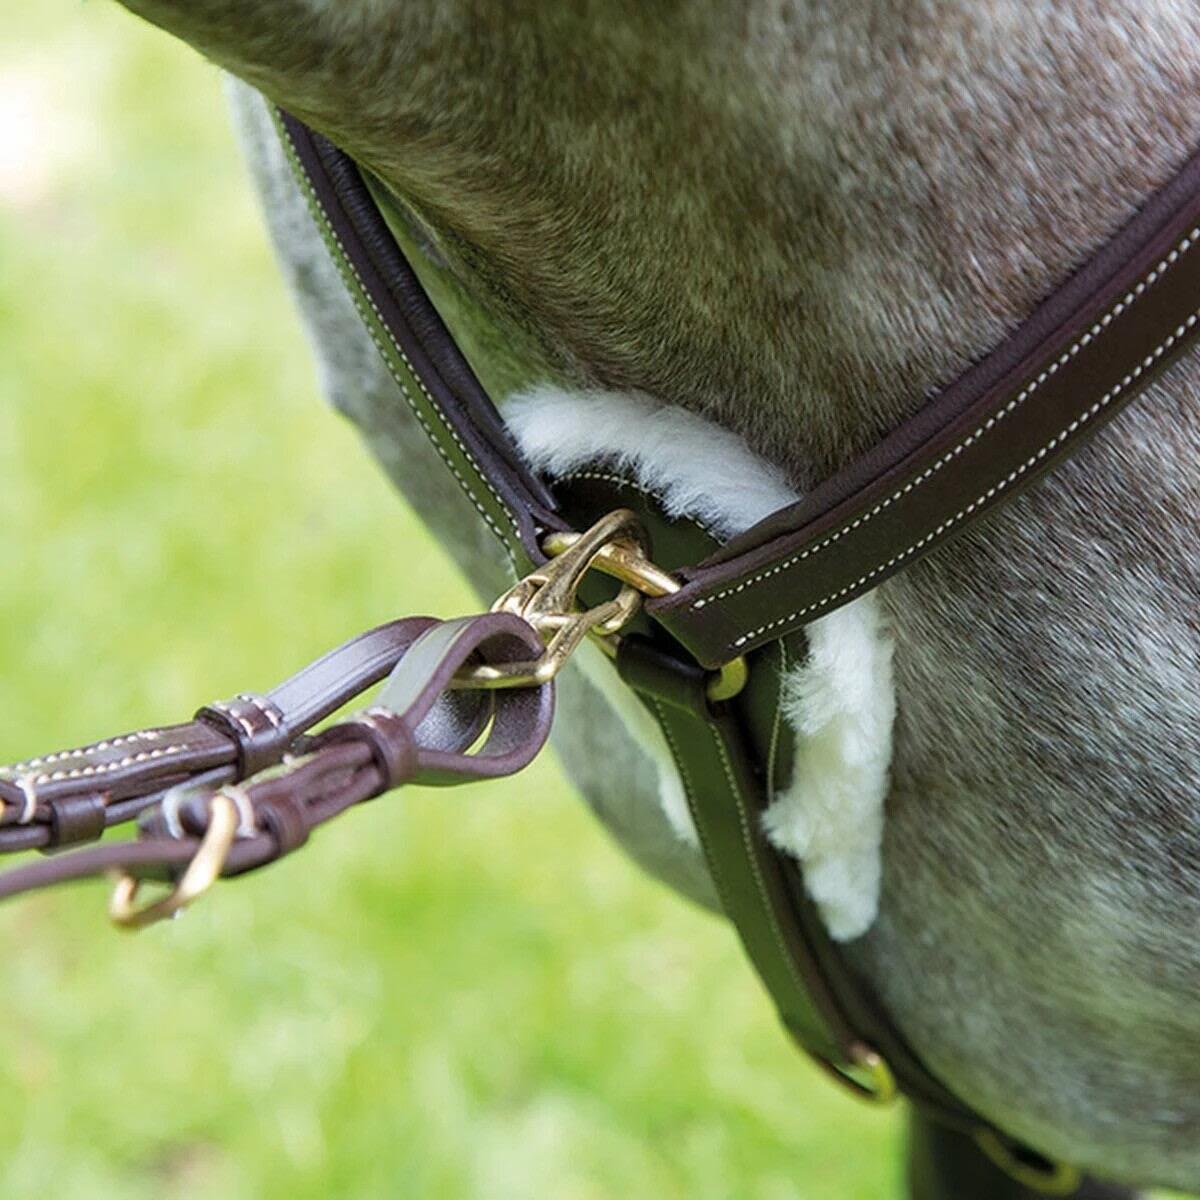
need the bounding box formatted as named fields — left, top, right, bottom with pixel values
left=975, top=1130, right=1082, bottom=1196
left=465, top=511, right=748, bottom=700
left=541, top=529, right=681, bottom=599
left=816, top=1043, right=898, bottom=1106
left=706, top=655, right=749, bottom=703
left=108, top=791, right=240, bottom=930
left=456, top=510, right=661, bottom=690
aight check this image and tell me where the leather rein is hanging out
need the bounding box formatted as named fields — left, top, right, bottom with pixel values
left=4, top=107, right=1200, bottom=1193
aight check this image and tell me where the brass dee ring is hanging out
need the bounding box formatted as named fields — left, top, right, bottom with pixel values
left=109, top=791, right=240, bottom=930
left=974, top=1129, right=1082, bottom=1196
left=815, top=1042, right=898, bottom=1106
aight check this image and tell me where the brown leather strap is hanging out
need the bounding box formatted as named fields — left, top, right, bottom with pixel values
left=649, top=148, right=1200, bottom=664
left=618, top=635, right=847, bottom=1065
left=568, top=467, right=1028, bottom=1141
left=0, top=617, right=440, bottom=853
left=274, top=111, right=567, bottom=572
left=277, top=104, right=1200, bottom=670
left=262, top=111, right=1181, bottom=1180
left=0, top=614, right=553, bottom=901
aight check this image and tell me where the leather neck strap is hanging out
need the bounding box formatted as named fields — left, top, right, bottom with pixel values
left=655, top=149, right=1200, bottom=665
left=270, top=111, right=1200, bottom=1194
left=281, top=109, right=1200, bottom=668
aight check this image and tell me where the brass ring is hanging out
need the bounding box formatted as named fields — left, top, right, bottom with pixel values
left=706, top=656, right=749, bottom=703
left=815, top=1043, right=898, bottom=1106
left=108, top=792, right=239, bottom=930
left=974, top=1129, right=1082, bottom=1195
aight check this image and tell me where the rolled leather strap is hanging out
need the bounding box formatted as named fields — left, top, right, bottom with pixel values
left=0, top=617, right=439, bottom=853
left=44, top=793, right=109, bottom=849
left=253, top=794, right=310, bottom=859
left=314, top=708, right=420, bottom=798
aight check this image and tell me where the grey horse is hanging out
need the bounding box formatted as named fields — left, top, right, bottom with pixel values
left=106, top=1, right=1200, bottom=1194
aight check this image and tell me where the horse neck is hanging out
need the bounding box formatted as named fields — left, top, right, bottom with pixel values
left=119, top=0, right=1200, bottom=484
left=346, top=2, right=1200, bottom=488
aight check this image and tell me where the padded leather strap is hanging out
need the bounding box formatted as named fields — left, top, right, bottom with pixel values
left=650, top=148, right=1200, bottom=664
left=274, top=107, right=1200, bottom=670
left=274, top=111, right=567, bottom=573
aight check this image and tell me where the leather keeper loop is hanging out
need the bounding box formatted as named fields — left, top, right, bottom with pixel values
left=196, top=693, right=290, bottom=778
left=254, top=797, right=309, bottom=860
left=317, top=708, right=418, bottom=797
left=44, top=793, right=108, bottom=849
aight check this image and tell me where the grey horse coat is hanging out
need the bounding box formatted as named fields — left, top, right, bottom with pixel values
left=168, top=5, right=1200, bottom=1188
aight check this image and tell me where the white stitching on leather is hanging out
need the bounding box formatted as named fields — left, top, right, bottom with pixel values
left=208, top=700, right=257, bottom=741
left=0, top=729, right=164, bottom=776
left=278, top=124, right=519, bottom=556
left=650, top=696, right=819, bottom=1026
left=691, top=224, right=1200, bottom=617
left=731, top=309, right=1200, bottom=650
left=709, top=724, right=820, bottom=1012
left=238, top=694, right=285, bottom=732
left=17, top=745, right=192, bottom=788
left=648, top=698, right=735, bottom=902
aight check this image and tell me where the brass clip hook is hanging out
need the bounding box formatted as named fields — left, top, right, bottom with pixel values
left=456, top=510, right=656, bottom=690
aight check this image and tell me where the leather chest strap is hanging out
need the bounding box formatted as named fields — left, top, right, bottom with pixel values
left=650, top=147, right=1200, bottom=667
left=615, top=633, right=981, bottom=1132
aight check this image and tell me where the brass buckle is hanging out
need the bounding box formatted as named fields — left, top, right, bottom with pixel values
left=108, top=791, right=240, bottom=930
left=974, top=1130, right=1082, bottom=1196
left=457, top=509, right=747, bottom=700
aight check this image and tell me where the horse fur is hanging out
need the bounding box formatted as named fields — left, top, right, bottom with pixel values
left=113, top=1, right=1200, bottom=1189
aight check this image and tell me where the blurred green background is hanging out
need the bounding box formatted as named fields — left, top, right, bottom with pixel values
left=0, top=5, right=1060, bottom=1198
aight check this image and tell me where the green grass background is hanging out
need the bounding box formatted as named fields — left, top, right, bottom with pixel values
left=0, top=7, right=1173, bottom=1200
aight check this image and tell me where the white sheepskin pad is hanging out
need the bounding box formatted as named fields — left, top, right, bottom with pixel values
left=504, top=385, right=895, bottom=941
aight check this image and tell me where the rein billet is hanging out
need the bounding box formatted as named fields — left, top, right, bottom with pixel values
left=0, top=510, right=667, bottom=927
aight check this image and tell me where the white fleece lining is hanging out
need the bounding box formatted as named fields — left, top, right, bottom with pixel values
left=505, top=385, right=895, bottom=941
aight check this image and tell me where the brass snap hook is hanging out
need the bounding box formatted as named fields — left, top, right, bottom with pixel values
left=108, top=791, right=240, bottom=930
left=454, top=509, right=749, bottom=700
left=455, top=510, right=655, bottom=690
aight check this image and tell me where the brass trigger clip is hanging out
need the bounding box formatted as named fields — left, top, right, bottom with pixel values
left=454, top=509, right=662, bottom=690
